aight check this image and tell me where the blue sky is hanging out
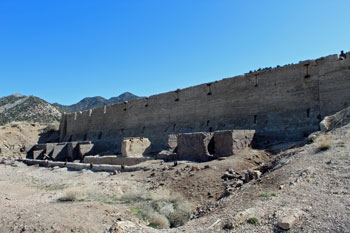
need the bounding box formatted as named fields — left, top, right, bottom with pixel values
left=0, top=0, right=349, bottom=105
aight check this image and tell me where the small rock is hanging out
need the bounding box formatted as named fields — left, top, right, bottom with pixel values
left=204, top=165, right=210, bottom=169
left=191, top=166, right=199, bottom=171
left=253, top=170, right=262, bottom=179
left=227, top=168, right=235, bottom=174
left=222, top=221, right=234, bottom=230
left=277, top=209, right=304, bottom=230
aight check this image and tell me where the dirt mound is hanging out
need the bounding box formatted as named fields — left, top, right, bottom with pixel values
left=0, top=121, right=59, bottom=158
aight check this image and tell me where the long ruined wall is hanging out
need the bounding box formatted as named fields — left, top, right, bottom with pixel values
left=59, top=53, right=350, bottom=153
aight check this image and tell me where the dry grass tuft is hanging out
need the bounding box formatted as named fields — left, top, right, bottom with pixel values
left=120, top=188, right=193, bottom=229
left=58, top=188, right=79, bottom=202
left=57, top=184, right=96, bottom=202
left=315, top=134, right=333, bottom=151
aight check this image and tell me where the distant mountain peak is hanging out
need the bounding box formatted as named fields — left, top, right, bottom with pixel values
left=53, top=92, right=140, bottom=113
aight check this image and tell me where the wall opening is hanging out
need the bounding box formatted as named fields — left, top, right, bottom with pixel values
left=98, top=132, right=103, bottom=140
left=208, top=138, right=215, bottom=155
left=255, top=75, right=258, bottom=87
left=123, top=101, right=128, bottom=111
left=209, top=127, right=213, bottom=132
left=173, top=124, right=176, bottom=131
left=84, top=134, right=87, bottom=141
left=145, top=97, right=149, bottom=107
left=306, top=108, right=310, bottom=118
left=206, top=120, right=210, bottom=126
left=254, top=115, right=257, bottom=124
left=175, top=89, right=180, bottom=101
left=142, top=127, right=145, bottom=133
left=207, top=83, right=212, bottom=95
left=68, top=135, right=73, bottom=142
left=304, top=64, right=310, bottom=78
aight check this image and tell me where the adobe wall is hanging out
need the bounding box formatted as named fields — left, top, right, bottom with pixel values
left=59, top=53, right=350, bottom=153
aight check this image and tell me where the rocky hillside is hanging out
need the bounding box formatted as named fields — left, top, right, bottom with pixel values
left=0, top=94, right=61, bottom=125
left=53, top=92, right=140, bottom=113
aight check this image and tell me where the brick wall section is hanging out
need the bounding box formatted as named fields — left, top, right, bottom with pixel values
left=59, top=53, right=350, bottom=153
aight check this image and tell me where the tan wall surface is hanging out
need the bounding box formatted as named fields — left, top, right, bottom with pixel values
left=59, top=53, right=350, bottom=152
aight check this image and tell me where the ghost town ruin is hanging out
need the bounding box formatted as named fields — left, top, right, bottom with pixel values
left=24, top=53, right=350, bottom=169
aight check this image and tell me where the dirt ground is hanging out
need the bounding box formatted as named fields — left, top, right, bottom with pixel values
left=1, top=123, right=350, bottom=232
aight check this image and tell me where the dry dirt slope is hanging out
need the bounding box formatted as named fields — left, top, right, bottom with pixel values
left=0, top=116, right=350, bottom=232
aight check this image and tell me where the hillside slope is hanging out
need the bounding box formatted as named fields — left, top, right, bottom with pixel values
left=0, top=94, right=61, bottom=125
left=53, top=92, right=140, bottom=113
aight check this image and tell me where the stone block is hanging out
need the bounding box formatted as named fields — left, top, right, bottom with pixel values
left=52, top=143, right=68, bottom=161
left=26, top=144, right=46, bottom=159
left=79, top=143, right=94, bottom=158
left=121, top=137, right=151, bottom=158
left=83, top=155, right=148, bottom=166
left=167, top=134, right=178, bottom=152
left=45, top=143, right=56, bottom=158
left=213, top=130, right=255, bottom=157
left=33, top=150, right=45, bottom=160
left=177, top=132, right=214, bottom=162
left=66, top=142, right=79, bottom=161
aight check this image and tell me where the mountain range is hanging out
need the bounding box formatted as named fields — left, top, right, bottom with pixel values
left=53, top=92, right=140, bottom=113
left=0, top=92, right=140, bottom=125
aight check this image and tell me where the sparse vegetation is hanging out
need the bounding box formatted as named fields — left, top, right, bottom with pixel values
left=0, top=95, right=61, bottom=125
left=247, top=217, right=259, bottom=225
left=58, top=188, right=79, bottom=202
left=260, top=192, right=277, bottom=198
left=315, top=134, right=333, bottom=151
left=120, top=188, right=193, bottom=228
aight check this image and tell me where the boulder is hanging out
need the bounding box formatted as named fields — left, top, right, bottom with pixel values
left=320, top=106, right=350, bottom=131
left=277, top=209, right=304, bottom=230
left=177, top=132, right=214, bottom=162
left=213, top=130, right=255, bottom=157
left=121, top=137, right=151, bottom=158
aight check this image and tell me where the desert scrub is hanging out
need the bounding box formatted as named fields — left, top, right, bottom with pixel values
left=120, top=188, right=193, bottom=229
left=57, top=183, right=98, bottom=202
left=315, top=134, right=333, bottom=151
left=247, top=217, right=259, bottom=225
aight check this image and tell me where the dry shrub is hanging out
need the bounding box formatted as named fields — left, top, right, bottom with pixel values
left=120, top=188, right=193, bottom=228
left=316, top=134, right=333, bottom=151
left=58, top=184, right=95, bottom=202
left=144, top=207, right=170, bottom=229
left=58, top=188, right=79, bottom=202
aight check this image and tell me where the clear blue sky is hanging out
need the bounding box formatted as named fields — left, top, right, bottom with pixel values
left=0, top=0, right=349, bottom=105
